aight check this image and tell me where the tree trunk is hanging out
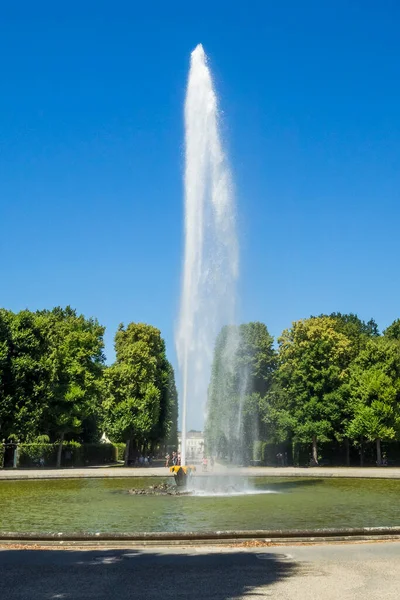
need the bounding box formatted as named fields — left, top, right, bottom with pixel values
left=124, top=439, right=130, bottom=467
left=344, top=438, right=350, bottom=467
left=13, top=444, right=19, bottom=469
left=360, top=438, right=364, bottom=467
left=376, top=438, right=382, bottom=466
left=312, top=436, right=318, bottom=465
left=56, top=432, right=64, bottom=469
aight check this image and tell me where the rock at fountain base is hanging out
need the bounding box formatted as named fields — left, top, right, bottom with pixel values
left=128, top=483, right=191, bottom=496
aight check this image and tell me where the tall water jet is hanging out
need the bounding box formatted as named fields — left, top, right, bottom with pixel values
left=176, top=44, right=239, bottom=466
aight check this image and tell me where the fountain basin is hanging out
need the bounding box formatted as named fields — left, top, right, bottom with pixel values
left=1, top=477, right=400, bottom=534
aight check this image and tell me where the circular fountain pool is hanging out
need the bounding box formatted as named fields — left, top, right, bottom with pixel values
left=1, top=477, right=399, bottom=534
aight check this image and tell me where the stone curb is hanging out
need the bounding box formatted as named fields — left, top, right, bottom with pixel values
left=1, top=527, right=400, bottom=543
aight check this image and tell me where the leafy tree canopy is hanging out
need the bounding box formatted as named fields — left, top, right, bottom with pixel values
left=346, top=337, right=400, bottom=446
left=274, top=316, right=355, bottom=461
left=383, top=319, right=400, bottom=341
left=205, top=322, right=276, bottom=462
left=103, top=323, right=176, bottom=456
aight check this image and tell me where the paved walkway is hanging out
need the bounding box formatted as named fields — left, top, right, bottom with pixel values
left=1, top=541, right=400, bottom=599
left=1, top=465, right=400, bottom=480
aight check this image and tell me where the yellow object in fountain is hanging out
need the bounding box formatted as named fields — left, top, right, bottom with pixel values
left=169, top=465, right=196, bottom=486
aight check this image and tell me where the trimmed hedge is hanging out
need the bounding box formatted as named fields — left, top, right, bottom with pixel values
left=253, top=441, right=263, bottom=462
left=114, top=443, right=126, bottom=462
left=16, top=442, right=120, bottom=468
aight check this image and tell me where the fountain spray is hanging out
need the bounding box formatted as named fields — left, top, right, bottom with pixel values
left=176, top=45, right=239, bottom=466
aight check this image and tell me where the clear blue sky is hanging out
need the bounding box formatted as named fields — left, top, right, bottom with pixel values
left=1, top=2, right=400, bottom=386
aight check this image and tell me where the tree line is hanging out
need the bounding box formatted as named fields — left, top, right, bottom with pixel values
left=205, top=314, right=400, bottom=466
left=0, top=307, right=178, bottom=466
left=3, top=305, right=400, bottom=469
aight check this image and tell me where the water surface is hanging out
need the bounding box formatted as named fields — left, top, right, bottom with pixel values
left=1, top=477, right=399, bottom=533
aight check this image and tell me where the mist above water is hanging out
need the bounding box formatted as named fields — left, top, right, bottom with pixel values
left=187, top=475, right=279, bottom=497
left=176, top=44, right=239, bottom=466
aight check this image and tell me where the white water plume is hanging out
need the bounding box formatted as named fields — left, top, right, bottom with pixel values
left=188, top=476, right=279, bottom=497
left=176, top=44, right=239, bottom=466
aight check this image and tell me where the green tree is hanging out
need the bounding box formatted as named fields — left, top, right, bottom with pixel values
left=102, top=323, right=174, bottom=464
left=346, top=337, right=400, bottom=465
left=0, top=309, right=16, bottom=439
left=165, top=362, right=179, bottom=450
left=39, top=307, right=105, bottom=467
left=383, top=319, right=400, bottom=341
left=275, top=316, right=354, bottom=464
left=0, top=309, right=49, bottom=442
left=205, top=322, right=276, bottom=463
left=326, top=313, right=379, bottom=347
left=0, top=306, right=104, bottom=464
left=323, top=313, right=379, bottom=464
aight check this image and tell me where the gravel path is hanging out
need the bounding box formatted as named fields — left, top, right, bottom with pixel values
left=1, top=465, right=400, bottom=480
left=1, top=541, right=400, bottom=599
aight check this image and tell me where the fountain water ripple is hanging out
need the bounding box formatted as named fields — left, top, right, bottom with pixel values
left=187, top=475, right=279, bottom=497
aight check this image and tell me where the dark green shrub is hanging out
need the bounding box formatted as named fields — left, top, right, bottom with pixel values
left=81, top=443, right=117, bottom=465
left=114, top=443, right=126, bottom=462
left=253, top=441, right=263, bottom=462
left=17, top=442, right=119, bottom=467
left=18, top=443, right=58, bottom=467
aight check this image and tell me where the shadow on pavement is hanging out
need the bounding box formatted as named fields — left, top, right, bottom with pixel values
left=0, top=548, right=299, bottom=599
